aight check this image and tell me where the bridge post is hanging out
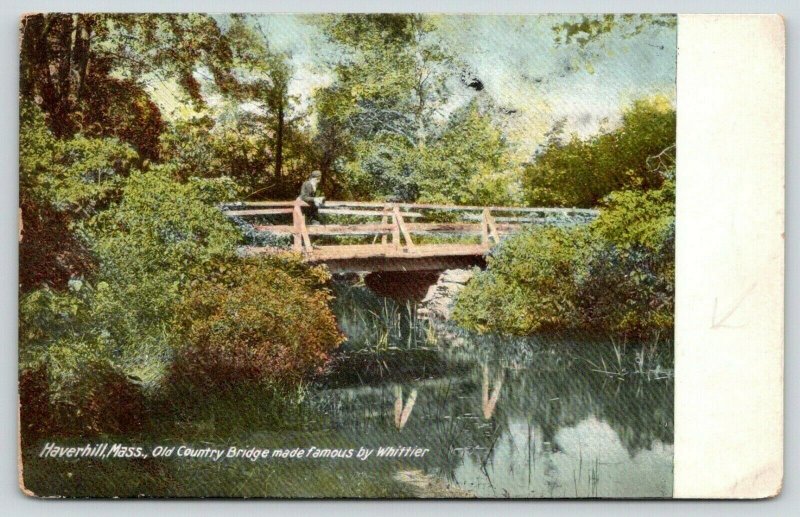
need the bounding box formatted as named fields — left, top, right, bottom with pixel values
left=292, top=202, right=302, bottom=252
left=481, top=208, right=500, bottom=248
left=481, top=208, right=490, bottom=248
left=486, top=209, right=500, bottom=244
left=381, top=204, right=390, bottom=246
left=391, top=205, right=400, bottom=249
left=292, top=200, right=313, bottom=253
left=393, top=206, right=415, bottom=252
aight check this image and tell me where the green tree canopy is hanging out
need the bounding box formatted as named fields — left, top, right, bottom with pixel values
left=314, top=14, right=456, bottom=200
left=419, top=101, right=522, bottom=206
left=523, top=96, right=676, bottom=207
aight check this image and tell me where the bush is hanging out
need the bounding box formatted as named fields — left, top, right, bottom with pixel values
left=19, top=283, right=148, bottom=444
left=453, top=180, right=674, bottom=340
left=19, top=362, right=147, bottom=446
left=19, top=102, right=138, bottom=292
left=452, top=227, right=589, bottom=335
left=19, top=168, right=247, bottom=443
left=84, top=169, right=242, bottom=376
left=592, top=179, right=675, bottom=251
left=20, top=101, right=139, bottom=216
left=577, top=229, right=674, bottom=337
left=579, top=179, right=675, bottom=336
left=168, top=256, right=344, bottom=394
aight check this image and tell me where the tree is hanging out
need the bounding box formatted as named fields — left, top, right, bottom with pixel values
left=419, top=101, right=522, bottom=206
left=314, top=14, right=455, bottom=200
left=155, top=15, right=319, bottom=198
left=20, top=13, right=238, bottom=159
left=552, top=14, right=676, bottom=48
left=523, top=96, right=676, bottom=207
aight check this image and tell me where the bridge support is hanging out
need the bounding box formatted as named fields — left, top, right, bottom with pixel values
left=363, top=271, right=441, bottom=301
left=319, top=254, right=485, bottom=274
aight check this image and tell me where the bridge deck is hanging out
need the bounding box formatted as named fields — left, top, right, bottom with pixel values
left=248, top=243, right=488, bottom=261
left=225, top=200, right=597, bottom=272
left=244, top=244, right=489, bottom=273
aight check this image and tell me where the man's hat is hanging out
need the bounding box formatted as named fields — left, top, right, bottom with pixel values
left=310, top=170, right=322, bottom=179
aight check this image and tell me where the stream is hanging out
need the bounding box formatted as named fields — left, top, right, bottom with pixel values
left=306, top=278, right=674, bottom=498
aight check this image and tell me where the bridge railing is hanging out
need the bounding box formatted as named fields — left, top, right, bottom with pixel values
left=222, top=200, right=597, bottom=256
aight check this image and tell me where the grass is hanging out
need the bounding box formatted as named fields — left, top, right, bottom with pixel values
left=580, top=336, right=674, bottom=380
left=331, top=279, right=438, bottom=352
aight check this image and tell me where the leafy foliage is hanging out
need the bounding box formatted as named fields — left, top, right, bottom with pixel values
left=419, top=101, right=523, bottom=206
left=592, top=178, right=675, bottom=251
left=19, top=362, right=146, bottom=446
left=314, top=14, right=456, bottom=200
left=20, top=102, right=138, bottom=291
left=453, top=227, right=588, bottom=334
left=79, top=170, right=241, bottom=373
left=523, top=97, right=675, bottom=207
left=20, top=13, right=237, bottom=146
left=19, top=281, right=148, bottom=443
left=454, top=178, right=675, bottom=339
left=19, top=162, right=341, bottom=436
left=169, top=256, right=344, bottom=392
left=21, top=102, right=139, bottom=216
left=19, top=169, right=241, bottom=393
left=553, top=14, right=677, bottom=48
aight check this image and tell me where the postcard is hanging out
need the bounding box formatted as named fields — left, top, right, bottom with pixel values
left=17, top=13, right=784, bottom=498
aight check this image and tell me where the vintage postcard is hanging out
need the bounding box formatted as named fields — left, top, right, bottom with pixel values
left=17, top=13, right=783, bottom=498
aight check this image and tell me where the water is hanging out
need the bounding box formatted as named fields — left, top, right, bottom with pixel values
left=21, top=278, right=673, bottom=498
left=314, top=280, right=674, bottom=498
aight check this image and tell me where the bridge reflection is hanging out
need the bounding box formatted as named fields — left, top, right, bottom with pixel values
left=393, top=386, right=418, bottom=430
left=482, top=364, right=504, bottom=420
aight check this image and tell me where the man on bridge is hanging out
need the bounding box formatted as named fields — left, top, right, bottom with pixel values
left=298, top=170, right=324, bottom=224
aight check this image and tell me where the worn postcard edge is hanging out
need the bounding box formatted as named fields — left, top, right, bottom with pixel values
left=673, top=13, right=785, bottom=499
left=14, top=12, right=786, bottom=500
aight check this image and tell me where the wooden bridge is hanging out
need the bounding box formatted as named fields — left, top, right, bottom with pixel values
left=224, top=200, right=597, bottom=273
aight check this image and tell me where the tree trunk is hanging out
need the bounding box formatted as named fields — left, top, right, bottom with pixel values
left=71, top=15, right=93, bottom=101
left=273, top=95, right=284, bottom=179
left=20, top=15, right=61, bottom=128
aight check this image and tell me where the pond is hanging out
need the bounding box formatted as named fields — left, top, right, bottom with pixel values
left=21, top=275, right=673, bottom=499
left=311, top=278, right=674, bottom=498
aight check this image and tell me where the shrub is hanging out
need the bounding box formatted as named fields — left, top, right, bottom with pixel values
left=453, top=227, right=590, bottom=335
left=453, top=180, right=674, bottom=340
left=19, top=283, right=148, bottom=444
left=20, top=101, right=139, bottom=216
left=84, top=169, right=242, bottom=375
left=577, top=228, right=674, bottom=337
left=523, top=96, right=675, bottom=207
left=19, top=102, right=138, bottom=292
left=580, top=179, right=675, bottom=336
left=19, top=362, right=147, bottom=446
left=168, top=256, right=344, bottom=394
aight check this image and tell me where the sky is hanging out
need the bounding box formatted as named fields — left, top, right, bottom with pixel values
left=151, top=14, right=676, bottom=159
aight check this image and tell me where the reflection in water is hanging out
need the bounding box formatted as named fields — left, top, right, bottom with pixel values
left=317, top=281, right=674, bottom=498
left=394, top=386, right=418, bottom=429
left=481, top=364, right=503, bottom=420
left=317, top=346, right=673, bottom=498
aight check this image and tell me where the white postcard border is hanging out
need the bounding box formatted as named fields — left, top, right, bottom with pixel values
left=674, top=14, right=785, bottom=498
